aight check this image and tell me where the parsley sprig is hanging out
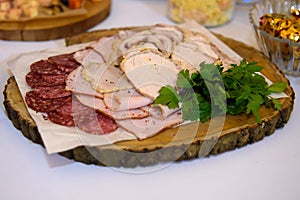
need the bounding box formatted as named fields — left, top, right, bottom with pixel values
left=154, top=59, right=287, bottom=123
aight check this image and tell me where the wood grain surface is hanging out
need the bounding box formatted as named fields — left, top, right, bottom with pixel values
left=0, top=0, right=111, bottom=41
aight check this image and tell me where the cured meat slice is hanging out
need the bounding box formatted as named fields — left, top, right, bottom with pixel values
left=82, top=62, right=133, bottom=93
left=120, top=50, right=179, bottom=99
left=75, top=94, right=149, bottom=120
left=73, top=48, right=105, bottom=66
left=25, top=91, right=71, bottom=113
left=172, top=41, right=215, bottom=72
left=48, top=53, right=80, bottom=73
left=55, top=99, right=73, bottom=116
left=76, top=112, right=118, bottom=135
left=26, top=71, right=67, bottom=88
left=116, top=111, right=183, bottom=140
left=147, top=104, right=181, bottom=120
left=33, top=85, right=72, bottom=99
left=91, top=35, right=119, bottom=62
left=30, top=60, right=65, bottom=75
left=65, top=66, right=103, bottom=98
left=103, top=89, right=152, bottom=111
left=47, top=111, right=75, bottom=127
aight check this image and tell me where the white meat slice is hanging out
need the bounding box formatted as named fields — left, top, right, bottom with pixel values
left=151, top=25, right=184, bottom=44
left=66, top=66, right=103, bottom=98
left=171, top=40, right=216, bottom=72
left=90, top=35, right=119, bottom=62
left=120, top=50, right=180, bottom=100
left=82, top=62, right=133, bottom=93
left=75, top=94, right=149, bottom=120
left=147, top=104, right=181, bottom=120
left=116, top=110, right=183, bottom=140
left=73, top=48, right=105, bottom=66
left=103, top=89, right=152, bottom=111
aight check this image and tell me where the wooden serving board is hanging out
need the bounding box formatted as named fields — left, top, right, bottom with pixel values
left=0, top=0, right=111, bottom=41
left=3, top=28, right=295, bottom=168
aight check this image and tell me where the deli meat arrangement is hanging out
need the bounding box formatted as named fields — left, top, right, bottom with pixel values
left=24, top=24, right=238, bottom=140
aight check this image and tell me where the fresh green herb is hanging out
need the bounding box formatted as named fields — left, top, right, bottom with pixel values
left=154, top=59, right=287, bottom=123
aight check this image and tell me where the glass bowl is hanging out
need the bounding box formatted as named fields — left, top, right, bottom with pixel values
left=249, top=0, right=300, bottom=76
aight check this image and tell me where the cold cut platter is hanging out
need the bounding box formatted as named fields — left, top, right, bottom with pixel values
left=3, top=23, right=294, bottom=168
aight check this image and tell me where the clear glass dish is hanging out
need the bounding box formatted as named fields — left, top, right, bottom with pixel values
left=167, top=0, right=236, bottom=27
left=249, top=0, right=300, bottom=76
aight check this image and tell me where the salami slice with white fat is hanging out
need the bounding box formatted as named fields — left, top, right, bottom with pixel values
left=30, top=60, right=66, bottom=75
left=47, top=111, right=75, bottom=127
left=33, top=85, right=72, bottom=99
left=25, top=91, right=72, bottom=113
left=48, top=53, right=80, bottom=73
left=26, top=71, right=67, bottom=88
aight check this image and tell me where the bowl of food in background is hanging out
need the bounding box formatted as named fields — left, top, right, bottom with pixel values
left=249, top=0, right=300, bottom=76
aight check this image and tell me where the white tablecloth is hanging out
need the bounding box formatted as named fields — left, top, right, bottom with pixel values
left=0, top=1, right=299, bottom=200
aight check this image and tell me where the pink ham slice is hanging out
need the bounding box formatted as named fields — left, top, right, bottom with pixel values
left=90, top=35, right=119, bottom=62
left=116, top=110, right=183, bottom=140
left=75, top=94, right=149, bottom=120
left=120, top=50, right=180, bottom=100
left=65, top=66, right=103, bottom=98
left=81, top=62, right=133, bottom=93
left=103, top=89, right=152, bottom=111
left=146, top=104, right=181, bottom=120
left=73, top=48, right=105, bottom=67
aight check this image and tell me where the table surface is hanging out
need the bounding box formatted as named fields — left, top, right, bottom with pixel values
left=1, top=1, right=299, bottom=200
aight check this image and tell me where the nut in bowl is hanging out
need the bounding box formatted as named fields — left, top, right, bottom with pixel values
left=249, top=0, right=300, bottom=76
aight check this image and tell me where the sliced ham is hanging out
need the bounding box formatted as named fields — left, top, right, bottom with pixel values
left=171, top=40, right=215, bottom=72
left=90, top=35, right=119, bottom=62
left=75, top=94, right=149, bottom=120
left=74, top=48, right=105, bottom=66
left=147, top=104, right=181, bottom=120
left=116, top=110, right=183, bottom=140
left=103, top=89, right=152, bottom=111
left=66, top=66, right=103, bottom=98
left=120, top=50, right=180, bottom=100
left=81, top=62, right=133, bottom=93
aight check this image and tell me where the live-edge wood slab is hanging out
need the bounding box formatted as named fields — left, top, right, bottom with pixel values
left=3, top=27, right=295, bottom=168
left=0, top=0, right=111, bottom=41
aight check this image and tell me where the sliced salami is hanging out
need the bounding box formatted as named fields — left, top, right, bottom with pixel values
left=26, top=71, right=67, bottom=88
left=41, top=73, right=67, bottom=85
left=48, top=53, right=80, bottom=73
left=30, top=60, right=65, bottom=75
left=47, top=111, right=75, bottom=127
left=76, top=112, right=118, bottom=135
left=55, top=99, right=73, bottom=116
left=33, top=85, right=72, bottom=99
left=25, top=91, right=72, bottom=113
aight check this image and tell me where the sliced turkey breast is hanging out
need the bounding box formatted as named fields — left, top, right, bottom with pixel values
left=103, top=89, right=152, bottom=111
left=116, top=110, right=183, bottom=140
left=75, top=94, right=149, bottom=120
left=74, top=48, right=105, bottom=66
left=171, top=40, right=216, bottom=72
left=120, top=50, right=180, bottom=100
left=81, top=62, right=133, bottom=93
left=66, top=66, right=103, bottom=98
left=147, top=104, right=181, bottom=120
